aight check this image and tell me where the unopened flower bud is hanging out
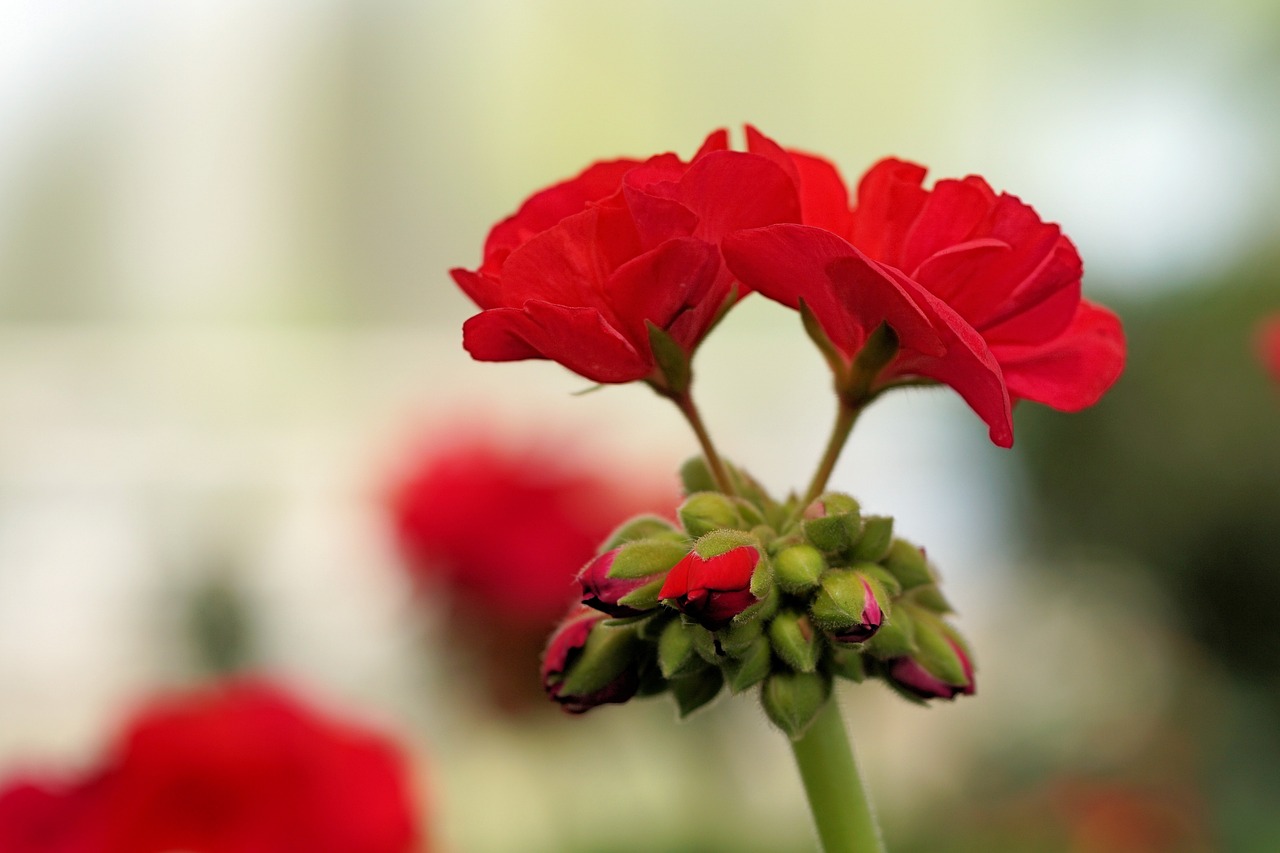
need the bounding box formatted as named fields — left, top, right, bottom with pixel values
left=679, top=492, right=742, bottom=538
left=761, top=670, right=832, bottom=739
left=773, top=544, right=826, bottom=594
left=849, top=515, right=894, bottom=562
left=579, top=550, right=662, bottom=617
left=657, top=618, right=702, bottom=679
left=770, top=610, right=821, bottom=673
left=606, top=537, right=690, bottom=580
left=881, top=539, right=933, bottom=589
left=886, top=613, right=975, bottom=700
left=602, top=515, right=680, bottom=551
left=658, top=543, right=761, bottom=630
left=542, top=610, right=641, bottom=714
left=670, top=665, right=724, bottom=717
left=810, top=569, right=888, bottom=644
left=828, top=647, right=867, bottom=683
left=723, top=635, right=772, bottom=693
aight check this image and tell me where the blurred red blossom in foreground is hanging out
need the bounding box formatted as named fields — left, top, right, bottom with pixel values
left=1256, top=315, right=1280, bottom=383
left=0, top=680, right=423, bottom=853
left=389, top=431, right=678, bottom=709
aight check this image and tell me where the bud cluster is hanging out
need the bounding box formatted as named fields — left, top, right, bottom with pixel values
left=541, top=459, right=975, bottom=738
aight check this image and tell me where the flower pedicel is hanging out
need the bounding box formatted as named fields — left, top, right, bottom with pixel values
left=453, top=127, right=1125, bottom=852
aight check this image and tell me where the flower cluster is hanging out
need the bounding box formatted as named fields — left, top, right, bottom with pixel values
left=0, top=680, right=423, bottom=853
left=454, top=127, right=1125, bottom=445
left=540, top=461, right=973, bottom=736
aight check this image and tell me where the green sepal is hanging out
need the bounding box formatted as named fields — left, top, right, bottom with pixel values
left=827, top=647, right=867, bottom=683
left=690, top=623, right=722, bottom=664
left=719, top=616, right=765, bottom=658
left=558, top=624, right=640, bottom=697
left=601, top=515, right=680, bottom=552
left=850, top=515, right=894, bottom=562
left=773, top=544, right=827, bottom=594
left=658, top=618, right=702, bottom=679
left=761, top=670, right=833, bottom=740
left=911, top=610, right=968, bottom=686
left=615, top=577, right=667, bottom=612
left=863, top=606, right=916, bottom=659
left=693, top=529, right=758, bottom=559
left=769, top=610, right=821, bottom=673
left=907, top=584, right=953, bottom=614
left=636, top=610, right=674, bottom=641
left=803, top=514, right=856, bottom=553
left=819, top=492, right=861, bottom=518
left=854, top=562, right=902, bottom=597
left=646, top=321, right=691, bottom=395
left=723, top=636, right=772, bottom=693
left=608, top=538, right=689, bottom=580
left=671, top=667, right=724, bottom=717
left=735, top=577, right=779, bottom=625
left=881, top=539, right=933, bottom=589
left=799, top=298, right=847, bottom=377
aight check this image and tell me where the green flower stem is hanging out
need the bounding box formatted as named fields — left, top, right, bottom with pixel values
left=671, top=390, right=736, bottom=496
left=790, top=699, right=885, bottom=853
left=800, top=399, right=862, bottom=508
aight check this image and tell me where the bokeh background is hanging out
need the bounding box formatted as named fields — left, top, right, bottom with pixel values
left=2, top=1, right=1279, bottom=850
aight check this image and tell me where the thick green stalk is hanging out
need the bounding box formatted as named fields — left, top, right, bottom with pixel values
left=790, top=699, right=885, bottom=852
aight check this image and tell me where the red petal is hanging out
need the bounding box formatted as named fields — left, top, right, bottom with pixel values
left=696, top=547, right=759, bottom=592
left=745, top=125, right=853, bottom=236
left=899, top=177, right=994, bottom=274
left=463, top=302, right=651, bottom=384
left=658, top=553, right=693, bottom=599
left=724, top=225, right=942, bottom=360
left=674, top=150, right=801, bottom=242
left=989, top=300, right=1126, bottom=411
left=848, top=158, right=928, bottom=264
left=604, top=237, right=722, bottom=353
left=450, top=267, right=502, bottom=309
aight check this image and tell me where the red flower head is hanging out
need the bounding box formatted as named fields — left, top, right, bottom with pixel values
left=659, top=545, right=760, bottom=630
left=0, top=680, right=423, bottom=853
left=1256, top=315, right=1280, bottom=384
left=724, top=130, right=1126, bottom=446
left=452, top=130, right=802, bottom=388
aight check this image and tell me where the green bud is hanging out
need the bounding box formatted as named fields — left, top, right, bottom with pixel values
left=719, top=616, right=765, bottom=658
left=827, top=647, right=867, bottom=683
left=680, top=456, right=718, bottom=495
left=881, top=539, right=933, bottom=589
left=647, top=321, right=691, bottom=394
left=679, top=492, right=742, bottom=537
left=608, top=537, right=690, bottom=580
left=671, top=666, right=724, bottom=717
left=863, top=606, right=916, bottom=659
left=690, top=622, right=722, bottom=664
left=723, top=636, right=772, bottom=693
left=658, top=618, right=701, bottom=678
left=769, top=610, right=821, bottom=673
left=735, top=575, right=780, bottom=624
left=855, top=562, right=903, bottom=597
left=774, top=544, right=827, bottom=594
left=761, top=670, right=832, bottom=740
left=810, top=570, right=889, bottom=634
left=558, top=624, right=641, bottom=698
left=850, top=515, right=894, bottom=562
left=602, top=515, right=680, bottom=551
left=803, top=514, right=856, bottom=553
left=819, top=492, right=861, bottom=518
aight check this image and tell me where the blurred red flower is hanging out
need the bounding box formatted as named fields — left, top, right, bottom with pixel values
left=452, top=129, right=802, bottom=386
left=1257, top=315, right=1280, bottom=383
left=389, top=432, right=677, bottom=708
left=725, top=132, right=1125, bottom=446
left=0, top=680, right=422, bottom=853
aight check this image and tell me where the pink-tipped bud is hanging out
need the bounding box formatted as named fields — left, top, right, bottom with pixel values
left=887, top=637, right=975, bottom=701
left=810, top=569, right=886, bottom=644
left=658, top=546, right=760, bottom=630
left=578, top=550, right=659, bottom=617
left=541, top=609, right=640, bottom=714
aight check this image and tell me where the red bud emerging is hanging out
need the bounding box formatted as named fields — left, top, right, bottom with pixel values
left=830, top=577, right=884, bottom=644
left=541, top=610, right=640, bottom=714
left=887, top=637, right=975, bottom=700
left=578, top=550, right=659, bottom=617
left=658, top=546, right=760, bottom=630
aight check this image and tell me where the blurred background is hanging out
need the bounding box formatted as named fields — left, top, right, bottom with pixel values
left=2, top=1, right=1279, bottom=850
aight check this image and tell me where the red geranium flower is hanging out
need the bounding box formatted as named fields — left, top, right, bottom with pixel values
left=724, top=130, right=1125, bottom=446
left=1256, top=315, right=1280, bottom=383
left=452, top=130, right=802, bottom=387
left=0, top=680, right=423, bottom=853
